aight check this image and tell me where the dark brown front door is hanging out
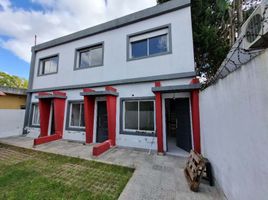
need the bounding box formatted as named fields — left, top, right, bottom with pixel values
left=96, top=101, right=108, bottom=143
left=175, top=98, right=192, bottom=152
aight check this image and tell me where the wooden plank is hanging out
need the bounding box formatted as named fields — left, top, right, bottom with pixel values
left=191, top=152, right=202, bottom=163
left=184, top=168, right=199, bottom=192
left=188, top=159, right=197, bottom=171
left=184, top=150, right=206, bottom=192
left=186, top=165, right=196, bottom=181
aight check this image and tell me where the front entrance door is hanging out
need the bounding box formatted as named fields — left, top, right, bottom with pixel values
left=165, top=98, right=192, bottom=152
left=175, top=98, right=192, bottom=152
left=96, top=101, right=108, bottom=143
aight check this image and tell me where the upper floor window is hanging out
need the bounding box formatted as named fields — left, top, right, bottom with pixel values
left=128, top=25, right=171, bottom=60
left=38, top=55, right=58, bottom=76
left=75, top=43, right=104, bottom=70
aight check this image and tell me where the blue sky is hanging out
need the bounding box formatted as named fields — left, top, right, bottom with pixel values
left=0, top=46, right=29, bottom=78
left=0, top=0, right=155, bottom=80
left=9, top=0, right=44, bottom=11
left=1, top=3, right=28, bottom=78
left=0, top=0, right=43, bottom=79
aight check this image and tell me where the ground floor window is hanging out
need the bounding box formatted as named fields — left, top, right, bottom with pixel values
left=31, top=103, right=40, bottom=126
left=66, top=101, right=85, bottom=130
left=121, top=98, right=155, bottom=135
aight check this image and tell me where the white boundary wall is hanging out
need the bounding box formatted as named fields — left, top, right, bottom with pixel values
left=0, top=109, right=25, bottom=138
left=200, top=49, right=268, bottom=200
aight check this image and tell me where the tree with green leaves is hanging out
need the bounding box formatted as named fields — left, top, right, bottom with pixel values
left=157, top=0, right=260, bottom=79
left=0, top=71, right=28, bottom=89
left=157, top=0, right=230, bottom=78
left=191, top=0, right=230, bottom=77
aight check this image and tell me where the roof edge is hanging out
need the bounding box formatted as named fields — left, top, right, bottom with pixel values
left=0, top=86, right=27, bottom=95
left=27, top=71, right=196, bottom=93
left=32, top=0, right=190, bottom=52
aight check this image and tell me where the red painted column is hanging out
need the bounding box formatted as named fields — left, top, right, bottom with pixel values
left=154, top=82, right=164, bottom=153
left=53, top=91, right=66, bottom=137
left=105, top=86, right=117, bottom=146
left=83, top=88, right=95, bottom=144
left=190, top=78, right=201, bottom=153
left=38, top=92, right=51, bottom=137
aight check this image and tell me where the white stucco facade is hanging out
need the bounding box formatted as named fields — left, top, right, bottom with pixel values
left=31, top=7, right=194, bottom=90
left=25, top=1, right=196, bottom=152
left=200, top=49, right=268, bottom=200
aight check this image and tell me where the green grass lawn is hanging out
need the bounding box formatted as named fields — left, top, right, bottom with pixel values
left=0, top=143, right=134, bottom=200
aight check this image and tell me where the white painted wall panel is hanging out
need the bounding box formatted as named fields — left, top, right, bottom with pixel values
left=200, top=50, right=268, bottom=200
left=32, top=7, right=194, bottom=90
left=63, top=131, right=85, bottom=142
left=26, top=127, right=40, bottom=138
left=0, top=109, right=25, bottom=138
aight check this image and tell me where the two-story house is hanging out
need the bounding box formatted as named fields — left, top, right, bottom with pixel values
left=23, top=0, right=201, bottom=155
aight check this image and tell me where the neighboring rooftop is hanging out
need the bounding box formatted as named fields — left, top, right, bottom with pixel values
left=0, top=86, right=27, bottom=96
left=32, top=0, right=190, bottom=52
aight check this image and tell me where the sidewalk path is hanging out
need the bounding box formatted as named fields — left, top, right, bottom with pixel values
left=0, top=136, right=226, bottom=200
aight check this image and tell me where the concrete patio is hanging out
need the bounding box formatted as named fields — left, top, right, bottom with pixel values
left=0, top=136, right=226, bottom=200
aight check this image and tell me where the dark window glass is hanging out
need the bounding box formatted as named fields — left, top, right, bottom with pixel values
left=125, top=102, right=138, bottom=130
left=32, top=104, right=40, bottom=125
left=80, top=104, right=85, bottom=127
left=149, top=34, right=167, bottom=55
left=90, top=47, right=102, bottom=66
left=70, top=103, right=80, bottom=127
left=139, top=101, right=154, bottom=131
left=70, top=102, right=85, bottom=128
left=78, top=45, right=103, bottom=68
left=131, top=39, right=147, bottom=58
left=124, top=100, right=155, bottom=133
left=80, top=50, right=90, bottom=68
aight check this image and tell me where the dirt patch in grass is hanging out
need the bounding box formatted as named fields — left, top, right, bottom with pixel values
left=0, top=143, right=134, bottom=200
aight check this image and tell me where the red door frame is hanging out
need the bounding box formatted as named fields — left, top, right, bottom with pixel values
left=105, top=86, right=117, bottom=146
left=153, top=80, right=201, bottom=154
left=154, top=82, right=164, bottom=153
left=83, top=88, right=96, bottom=144
left=39, top=97, right=51, bottom=137
left=190, top=78, right=201, bottom=153
left=34, top=91, right=66, bottom=145
left=83, top=86, right=117, bottom=146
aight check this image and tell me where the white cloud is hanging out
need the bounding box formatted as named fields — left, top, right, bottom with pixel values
left=0, top=0, right=156, bottom=63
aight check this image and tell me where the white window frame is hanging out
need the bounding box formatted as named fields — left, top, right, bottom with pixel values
left=31, top=103, right=40, bottom=126
left=123, top=100, right=156, bottom=134
left=69, top=102, right=85, bottom=129
left=128, top=27, right=170, bottom=59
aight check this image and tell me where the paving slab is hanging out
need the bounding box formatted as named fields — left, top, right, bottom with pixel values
left=0, top=136, right=226, bottom=200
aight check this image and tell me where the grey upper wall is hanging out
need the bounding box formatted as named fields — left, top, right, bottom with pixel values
left=32, top=0, right=190, bottom=52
